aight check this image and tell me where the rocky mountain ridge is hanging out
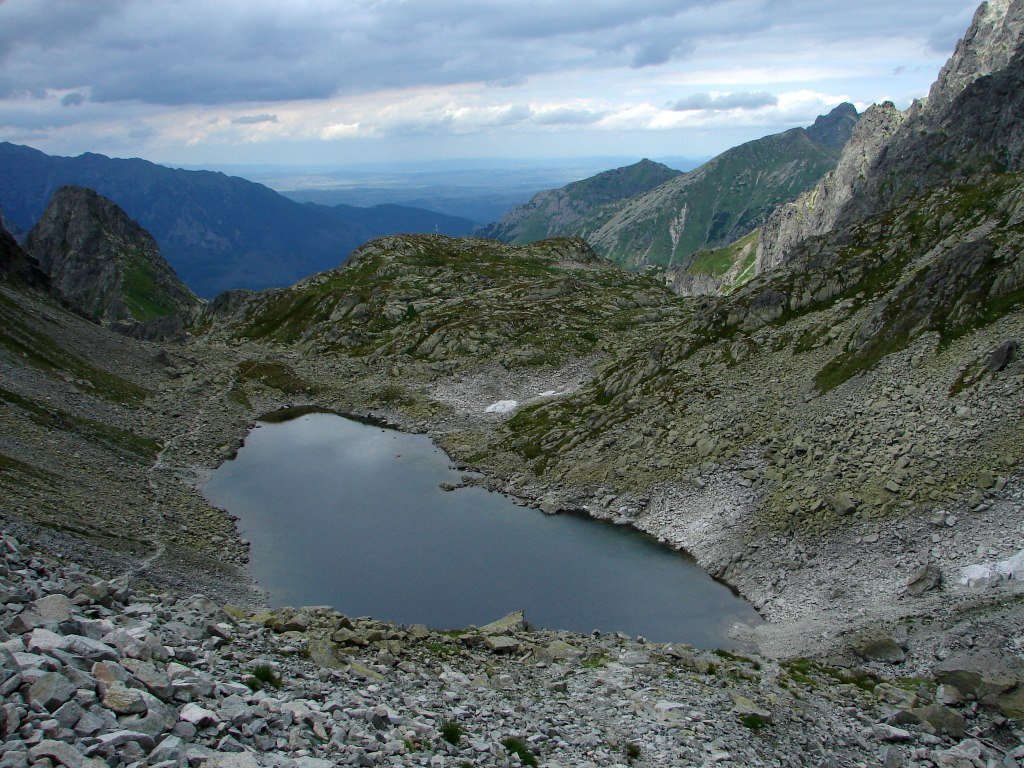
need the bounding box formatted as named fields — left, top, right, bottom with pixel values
left=482, top=104, right=858, bottom=281
left=755, top=0, right=1024, bottom=274
left=26, top=187, right=200, bottom=327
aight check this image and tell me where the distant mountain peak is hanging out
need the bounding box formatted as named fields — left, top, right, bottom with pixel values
left=805, top=103, right=860, bottom=149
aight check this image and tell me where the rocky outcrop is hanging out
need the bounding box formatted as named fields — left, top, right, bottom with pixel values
left=754, top=103, right=907, bottom=273
left=927, top=0, right=1024, bottom=113
left=25, top=186, right=200, bottom=326
left=0, top=221, right=47, bottom=289
left=755, top=0, right=1024, bottom=273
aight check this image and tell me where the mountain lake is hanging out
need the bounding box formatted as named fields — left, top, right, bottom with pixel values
left=203, top=411, right=762, bottom=647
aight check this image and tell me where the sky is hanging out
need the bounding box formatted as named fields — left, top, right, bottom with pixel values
left=0, top=0, right=982, bottom=168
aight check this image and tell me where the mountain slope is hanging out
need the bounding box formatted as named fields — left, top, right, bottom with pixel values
left=26, top=186, right=200, bottom=325
left=0, top=143, right=477, bottom=297
left=0, top=221, right=47, bottom=290
left=477, top=159, right=682, bottom=244
left=569, top=104, right=859, bottom=271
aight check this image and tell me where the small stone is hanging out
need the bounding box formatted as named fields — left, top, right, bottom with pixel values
left=102, top=681, right=147, bottom=715
left=29, top=739, right=88, bottom=768
left=180, top=702, right=219, bottom=726
left=28, top=671, right=78, bottom=712
left=907, top=563, right=942, bottom=596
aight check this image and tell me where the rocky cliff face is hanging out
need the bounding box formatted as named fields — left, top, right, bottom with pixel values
left=756, top=0, right=1024, bottom=274
left=26, top=186, right=200, bottom=325
left=754, top=104, right=907, bottom=273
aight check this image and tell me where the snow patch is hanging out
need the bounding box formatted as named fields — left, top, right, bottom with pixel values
left=959, top=549, right=1024, bottom=588
left=485, top=400, right=518, bottom=414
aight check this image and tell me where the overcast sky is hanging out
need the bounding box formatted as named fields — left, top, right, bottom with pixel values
left=0, top=0, right=981, bottom=167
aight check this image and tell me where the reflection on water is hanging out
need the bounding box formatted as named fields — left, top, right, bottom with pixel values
left=204, top=412, right=761, bottom=647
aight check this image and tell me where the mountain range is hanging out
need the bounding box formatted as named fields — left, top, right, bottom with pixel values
left=0, top=142, right=477, bottom=298
left=481, top=103, right=859, bottom=279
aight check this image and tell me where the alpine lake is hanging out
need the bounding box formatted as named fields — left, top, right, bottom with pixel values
left=204, top=410, right=761, bottom=647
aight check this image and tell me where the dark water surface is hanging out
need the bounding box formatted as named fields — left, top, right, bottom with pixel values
left=203, top=413, right=761, bottom=647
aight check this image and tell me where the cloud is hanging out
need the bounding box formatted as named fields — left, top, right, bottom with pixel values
left=0, top=0, right=981, bottom=163
left=0, top=0, right=977, bottom=108
left=668, top=90, right=778, bottom=112
left=232, top=113, right=277, bottom=125
left=532, top=107, right=605, bottom=126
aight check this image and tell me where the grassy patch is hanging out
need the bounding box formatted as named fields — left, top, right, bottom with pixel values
left=440, top=720, right=464, bottom=746
left=119, top=242, right=181, bottom=321
left=580, top=653, right=609, bottom=669
left=0, top=386, right=160, bottom=461
left=624, top=742, right=642, bottom=763
left=0, top=451, right=59, bottom=488
left=739, top=713, right=769, bottom=732
left=245, top=663, right=282, bottom=691
left=500, top=737, right=538, bottom=767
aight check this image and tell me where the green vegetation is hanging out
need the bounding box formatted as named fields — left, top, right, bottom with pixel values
left=0, top=450, right=59, bottom=489
left=0, top=293, right=149, bottom=405
left=0, top=386, right=160, bottom=461
left=119, top=242, right=183, bottom=321
left=573, top=127, right=847, bottom=270
left=688, top=230, right=760, bottom=278
left=580, top=653, right=609, bottom=669
left=440, top=720, right=465, bottom=746
left=624, top=742, right=642, bottom=762
left=245, top=663, right=282, bottom=691
left=781, top=659, right=880, bottom=692
left=500, top=737, right=538, bottom=767
left=739, top=713, right=770, bottom=732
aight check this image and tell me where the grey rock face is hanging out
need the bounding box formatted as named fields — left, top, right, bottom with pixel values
left=25, top=186, right=200, bottom=325
left=755, top=103, right=907, bottom=273
left=755, top=0, right=1024, bottom=274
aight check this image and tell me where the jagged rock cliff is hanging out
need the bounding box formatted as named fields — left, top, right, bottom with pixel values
left=756, top=0, right=1024, bottom=273
left=26, top=186, right=200, bottom=325
left=754, top=104, right=907, bottom=273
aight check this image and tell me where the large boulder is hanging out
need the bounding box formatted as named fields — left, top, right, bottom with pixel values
left=933, top=650, right=1024, bottom=718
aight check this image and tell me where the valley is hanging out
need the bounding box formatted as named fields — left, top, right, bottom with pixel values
left=1, top=1, right=1023, bottom=766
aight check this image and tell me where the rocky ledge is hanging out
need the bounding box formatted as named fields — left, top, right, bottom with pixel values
left=1, top=533, right=1022, bottom=768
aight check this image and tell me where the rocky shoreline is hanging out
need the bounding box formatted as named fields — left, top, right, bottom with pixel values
left=3, top=532, right=1023, bottom=768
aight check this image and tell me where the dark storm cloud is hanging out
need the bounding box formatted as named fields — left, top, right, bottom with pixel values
left=668, top=91, right=778, bottom=112
left=0, top=1, right=979, bottom=108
